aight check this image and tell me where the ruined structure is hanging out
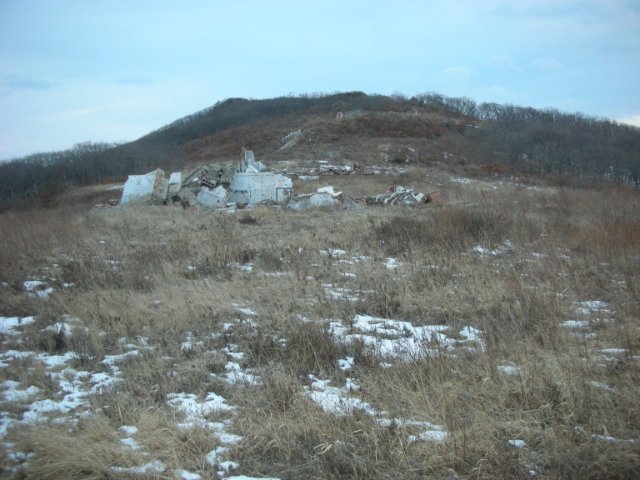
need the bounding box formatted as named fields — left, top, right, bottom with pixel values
left=119, top=148, right=293, bottom=208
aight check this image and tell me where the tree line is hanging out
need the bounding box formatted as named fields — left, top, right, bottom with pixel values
left=0, top=92, right=638, bottom=209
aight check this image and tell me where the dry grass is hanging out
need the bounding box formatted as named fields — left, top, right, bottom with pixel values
left=0, top=171, right=639, bottom=479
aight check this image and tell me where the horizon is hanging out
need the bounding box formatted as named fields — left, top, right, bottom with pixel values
left=1, top=0, right=639, bottom=161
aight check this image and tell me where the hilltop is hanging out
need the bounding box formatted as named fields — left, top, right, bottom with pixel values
left=0, top=91, right=638, bottom=209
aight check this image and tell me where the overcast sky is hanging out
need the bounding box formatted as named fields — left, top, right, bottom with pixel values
left=1, top=0, right=639, bottom=160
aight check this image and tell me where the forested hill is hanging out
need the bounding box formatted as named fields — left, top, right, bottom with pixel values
left=1, top=91, right=639, bottom=209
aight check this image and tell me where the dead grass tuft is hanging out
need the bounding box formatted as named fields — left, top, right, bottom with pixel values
left=1, top=173, right=639, bottom=479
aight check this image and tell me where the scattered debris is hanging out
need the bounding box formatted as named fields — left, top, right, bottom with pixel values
left=318, top=161, right=353, bottom=175
left=118, top=153, right=439, bottom=212
left=288, top=185, right=342, bottom=212
left=283, top=161, right=393, bottom=180
left=366, top=185, right=437, bottom=206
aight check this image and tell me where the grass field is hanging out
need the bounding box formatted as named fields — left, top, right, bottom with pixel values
left=1, top=167, right=638, bottom=479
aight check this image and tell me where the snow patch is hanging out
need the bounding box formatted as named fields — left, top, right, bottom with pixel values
left=0, top=316, right=36, bottom=335
left=111, top=460, right=166, bottom=475
left=508, top=439, right=527, bottom=448
left=328, top=315, right=484, bottom=361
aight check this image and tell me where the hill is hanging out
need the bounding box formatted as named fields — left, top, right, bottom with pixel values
left=0, top=91, right=639, bottom=209
left=0, top=93, right=639, bottom=479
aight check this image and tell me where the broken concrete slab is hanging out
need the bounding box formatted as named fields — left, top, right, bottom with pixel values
left=239, top=147, right=268, bottom=173
left=288, top=186, right=342, bottom=211
left=120, top=169, right=169, bottom=205
left=197, top=185, right=229, bottom=208
left=317, top=186, right=342, bottom=197
left=175, top=188, right=198, bottom=208
left=227, top=172, right=293, bottom=205
left=288, top=193, right=338, bottom=211
left=168, top=172, right=182, bottom=196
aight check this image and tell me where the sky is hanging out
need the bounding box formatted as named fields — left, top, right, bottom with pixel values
left=1, top=0, right=639, bottom=160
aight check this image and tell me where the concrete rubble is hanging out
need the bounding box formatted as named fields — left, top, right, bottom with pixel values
left=120, top=168, right=170, bottom=205
left=366, top=185, right=438, bottom=206
left=227, top=148, right=293, bottom=204
left=118, top=149, right=439, bottom=211
left=119, top=148, right=293, bottom=209
left=288, top=186, right=342, bottom=212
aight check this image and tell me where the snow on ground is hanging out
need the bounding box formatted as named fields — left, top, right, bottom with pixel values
left=0, top=329, right=139, bottom=474
left=327, top=314, right=485, bottom=360
left=508, top=439, right=527, bottom=448
left=111, top=460, right=166, bottom=475
left=384, top=257, right=400, bottom=270
left=450, top=177, right=473, bottom=184
left=22, top=280, right=54, bottom=298
left=178, top=469, right=203, bottom=480
left=1, top=347, right=133, bottom=429
left=561, top=320, right=590, bottom=329
left=168, top=391, right=243, bottom=475
left=164, top=314, right=268, bottom=478
left=227, top=476, right=281, bottom=480
left=473, top=240, right=513, bottom=257
left=497, top=364, right=522, bottom=375
left=0, top=268, right=628, bottom=479
left=320, top=248, right=348, bottom=257
left=228, top=263, right=254, bottom=273
left=574, top=426, right=638, bottom=445
left=306, top=375, right=377, bottom=416
left=305, top=374, right=449, bottom=444
left=224, top=361, right=261, bottom=385
left=231, top=304, right=257, bottom=316
left=575, top=300, right=610, bottom=316
left=408, top=429, right=448, bottom=443
left=322, top=284, right=361, bottom=302
left=338, top=356, right=354, bottom=371
left=0, top=316, right=35, bottom=336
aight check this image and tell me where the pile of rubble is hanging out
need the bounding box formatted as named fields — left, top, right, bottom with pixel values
left=118, top=149, right=440, bottom=211
left=288, top=186, right=342, bottom=212
left=366, top=185, right=439, bottom=206
left=119, top=148, right=292, bottom=209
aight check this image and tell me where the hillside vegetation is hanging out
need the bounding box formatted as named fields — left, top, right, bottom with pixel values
left=1, top=92, right=638, bottom=209
left=1, top=168, right=638, bottom=478
left=1, top=90, right=639, bottom=478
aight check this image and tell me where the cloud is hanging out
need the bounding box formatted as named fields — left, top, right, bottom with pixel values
left=484, top=54, right=521, bottom=73
left=439, top=66, right=476, bottom=78
left=3, top=74, right=56, bottom=91
left=618, top=115, right=640, bottom=128
left=531, top=58, right=565, bottom=71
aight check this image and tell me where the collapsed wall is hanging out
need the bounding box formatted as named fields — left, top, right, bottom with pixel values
left=120, top=169, right=169, bottom=205
left=227, top=172, right=293, bottom=204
